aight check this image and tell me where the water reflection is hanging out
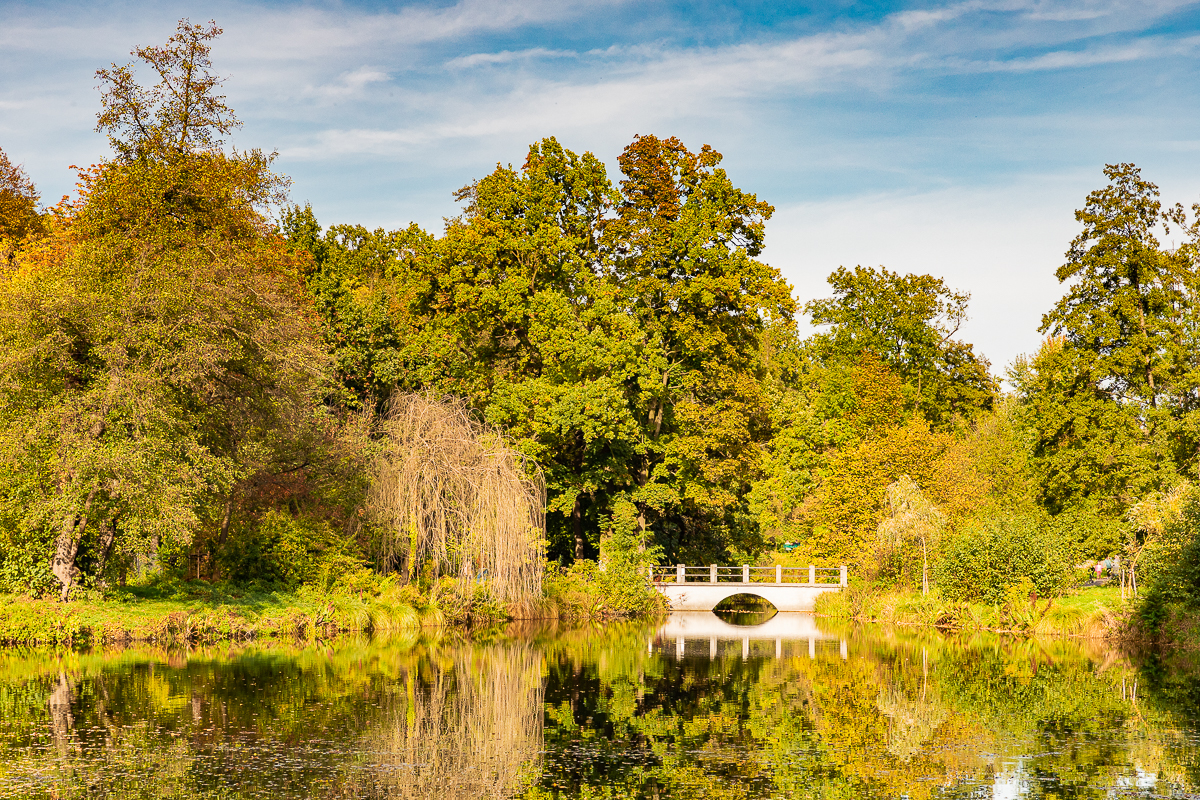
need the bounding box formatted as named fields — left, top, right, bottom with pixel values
left=0, top=616, right=1197, bottom=799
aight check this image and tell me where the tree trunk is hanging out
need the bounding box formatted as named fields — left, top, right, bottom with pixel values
left=93, top=514, right=118, bottom=587
left=52, top=486, right=98, bottom=602
left=572, top=494, right=584, bottom=560
left=210, top=495, right=234, bottom=580
left=921, top=535, right=929, bottom=596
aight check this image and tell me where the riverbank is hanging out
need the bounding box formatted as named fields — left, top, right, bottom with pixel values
left=812, top=583, right=1131, bottom=639
left=0, top=561, right=666, bottom=645
left=0, top=582, right=450, bottom=646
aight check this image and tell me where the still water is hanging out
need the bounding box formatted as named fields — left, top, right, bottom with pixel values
left=0, top=612, right=1198, bottom=799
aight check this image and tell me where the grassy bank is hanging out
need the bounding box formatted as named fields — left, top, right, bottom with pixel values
left=0, top=581, right=448, bottom=646
left=0, top=559, right=666, bottom=646
left=812, top=582, right=1130, bottom=639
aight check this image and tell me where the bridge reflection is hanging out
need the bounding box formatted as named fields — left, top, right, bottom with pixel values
left=652, top=611, right=848, bottom=661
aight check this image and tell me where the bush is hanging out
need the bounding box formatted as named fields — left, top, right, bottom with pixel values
left=1135, top=489, right=1200, bottom=635
left=935, top=512, right=1073, bottom=604
left=218, top=511, right=355, bottom=589
left=545, top=559, right=665, bottom=619
left=0, top=522, right=56, bottom=597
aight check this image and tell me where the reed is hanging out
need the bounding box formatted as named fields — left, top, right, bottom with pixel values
left=366, top=394, right=545, bottom=606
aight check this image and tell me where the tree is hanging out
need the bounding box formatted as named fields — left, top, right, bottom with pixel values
left=1021, top=164, right=1199, bottom=517
left=1009, top=337, right=1165, bottom=515
left=605, top=135, right=795, bottom=562
left=805, top=265, right=995, bottom=424
left=0, top=147, right=44, bottom=248
left=877, top=475, right=944, bottom=595
left=365, top=394, right=544, bottom=605
left=748, top=350, right=904, bottom=547
left=290, top=135, right=795, bottom=565
left=395, top=138, right=639, bottom=562
left=0, top=22, right=323, bottom=600
left=1042, top=163, right=1188, bottom=411
left=281, top=205, right=433, bottom=410
left=95, top=19, right=239, bottom=160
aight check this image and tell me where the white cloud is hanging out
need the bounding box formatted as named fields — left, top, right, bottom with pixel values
left=447, top=48, right=579, bottom=69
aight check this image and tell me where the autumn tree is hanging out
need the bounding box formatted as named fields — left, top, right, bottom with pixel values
left=0, top=147, right=45, bottom=256
left=95, top=19, right=239, bottom=160
left=0, top=21, right=323, bottom=599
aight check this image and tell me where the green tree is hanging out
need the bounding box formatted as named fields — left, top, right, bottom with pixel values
left=281, top=206, right=432, bottom=410
left=1043, top=163, right=1188, bottom=412
left=291, top=135, right=795, bottom=565
left=0, top=21, right=325, bottom=599
left=1020, top=164, right=1198, bottom=518
left=401, top=138, right=639, bottom=561
left=877, top=475, right=945, bottom=595
left=605, top=134, right=795, bottom=561
left=805, top=265, right=995, bottom=424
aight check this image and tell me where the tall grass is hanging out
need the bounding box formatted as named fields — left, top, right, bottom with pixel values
left=813, top=583, right=1124, bottom=639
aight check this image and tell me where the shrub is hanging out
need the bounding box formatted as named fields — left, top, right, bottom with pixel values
left=219, top=511, right=354, bottom=589
left=545, top=558, right=665, bottom=619
left=935, top=512, right=1073, bottom=604
left=1133, top=486, right=1200, bottom=635
left=0, top=522, right=56, bottom=597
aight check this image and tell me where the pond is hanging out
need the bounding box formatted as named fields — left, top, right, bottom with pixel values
left=1, top=612, right=1198, bottom=799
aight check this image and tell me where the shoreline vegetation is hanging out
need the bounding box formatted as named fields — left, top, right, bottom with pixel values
left=811, top=583, right=1200, bottom=652
left=0, top=557, right=670, bottom=646
left=4, top=21, right=1200, bottom=658
left=5, top=578, right=1197, bottom=651
left=813, top=584, right=1124, bottom=639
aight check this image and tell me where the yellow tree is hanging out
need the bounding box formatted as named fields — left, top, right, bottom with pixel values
left=0, top=147, right=45, bottom=258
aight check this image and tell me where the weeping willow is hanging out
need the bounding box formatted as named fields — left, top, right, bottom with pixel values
left=366, top=394, right=545, bottom=605
left=877, top=475, right=945, bottom=595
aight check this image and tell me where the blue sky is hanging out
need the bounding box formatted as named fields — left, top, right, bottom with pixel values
left=3, top=0, right=1200, bottom=374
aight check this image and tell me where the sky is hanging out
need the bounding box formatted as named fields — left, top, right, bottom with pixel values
left=3, top=0, right=1200, bottom=376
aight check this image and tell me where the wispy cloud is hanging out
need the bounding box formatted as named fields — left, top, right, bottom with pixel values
left=447, top=48, right=579, bottom=69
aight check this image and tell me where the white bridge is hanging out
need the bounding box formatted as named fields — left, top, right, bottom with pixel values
left=651, top=564, right=847, bottom=612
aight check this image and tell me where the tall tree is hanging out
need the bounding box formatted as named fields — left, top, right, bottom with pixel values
left=410, top=138, right=639, bottom=561
left=0, top=20, right=323, bottom=599
left=604, top=135, right=795, bottom=561
left=1026, top=163, right=1198, bottom=514
left=805, top=265, right=995, bottom=424
left=1043, top=164, right=1188, bottom=407
left=95, top=19, right=239, bottom=160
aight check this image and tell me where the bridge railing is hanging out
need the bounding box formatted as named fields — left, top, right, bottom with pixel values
left=650, top=564, right=847, bottom=586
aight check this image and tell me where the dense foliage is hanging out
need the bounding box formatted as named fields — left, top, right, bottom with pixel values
left=3, top=20, right=1200, bottom=622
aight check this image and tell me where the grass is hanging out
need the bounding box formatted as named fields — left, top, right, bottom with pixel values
left=0, top=578, right=442, bottom=646
left=812, top=582, right=1130, bottom=639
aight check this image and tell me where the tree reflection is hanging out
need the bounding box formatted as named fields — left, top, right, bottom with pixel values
left=328, top=642, right=543, bottom=799
left=0, top=625, right=1197, bottom=799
